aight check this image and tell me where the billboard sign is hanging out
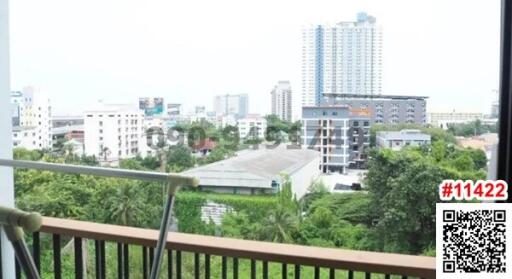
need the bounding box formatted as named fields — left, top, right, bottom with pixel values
left=167, top=103, right=181, bottom=117
left=139, top=97, right=164, bottom=116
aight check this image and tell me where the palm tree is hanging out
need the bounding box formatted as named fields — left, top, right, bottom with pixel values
left=64, top=142, right=75, bottom=156
left=260, top=175, right=300, bottom=243
left=106, top=184, right=145, bottom=226
left=260, top=206, right=299, bottom=243
left=99, top=145, right=110, bottom=162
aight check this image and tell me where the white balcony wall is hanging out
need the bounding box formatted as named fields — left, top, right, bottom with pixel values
left=0, top=0, right=15, bottom=276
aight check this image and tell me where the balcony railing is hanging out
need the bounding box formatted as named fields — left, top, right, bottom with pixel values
left=0, top=159, right=435, bottom=278
left=1, top=217, right=436, bottom=279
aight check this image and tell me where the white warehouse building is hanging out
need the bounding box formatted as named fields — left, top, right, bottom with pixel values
left=183, top=144, right=320, bottom=198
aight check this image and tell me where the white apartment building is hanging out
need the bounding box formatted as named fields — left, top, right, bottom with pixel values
left=213, top=94, right=249, bottom=119
left=10, top=87, right=52, bottom=149
left=302, top=12, right=382, bottom=106
left=428, top=112, right=484, bottom=128
left=271, top=81, right=292, bottom=122
left=237, top=114, right=267, bottom=140
left=84, top=103, right=147, bottom=162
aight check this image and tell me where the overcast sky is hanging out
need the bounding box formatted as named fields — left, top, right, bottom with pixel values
left=9, top=0, right=500, bottom=118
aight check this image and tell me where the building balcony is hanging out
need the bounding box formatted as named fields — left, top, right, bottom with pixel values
left=0, top=160, right=435, bottom=279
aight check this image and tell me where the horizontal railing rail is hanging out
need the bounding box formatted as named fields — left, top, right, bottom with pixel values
left=32, top=217, right=435, bottom=279
left=0, top=159, right=195, bottom=184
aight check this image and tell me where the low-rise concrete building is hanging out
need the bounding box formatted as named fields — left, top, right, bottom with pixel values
left=237, top=114, right=267, bottom=140
left=428, top=111, right=483, bottom=128
left=183, top=144, right=320, bottom=198
left=12, top=126, right=38, bottom=149
left=376, top=129, right=431, bottom=150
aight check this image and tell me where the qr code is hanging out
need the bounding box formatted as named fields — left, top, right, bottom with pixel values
left=437, top=203, right=512, bottom=279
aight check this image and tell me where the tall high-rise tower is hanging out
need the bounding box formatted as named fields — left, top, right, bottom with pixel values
left=270, top=81, right=292, bottom=122
left=302, top=12, right=382, bottom=106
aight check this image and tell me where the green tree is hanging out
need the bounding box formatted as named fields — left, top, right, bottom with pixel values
left=365, top=149, right=443, bottom=253
left=259, top=176, right=300, bottom=243
left=13, top=147, right=44, bottom=161
left=104, top=183, right=145, bottom=226
left=167, top=145, right=195, bottom=172
left=431, top=140, right=446, bottom=162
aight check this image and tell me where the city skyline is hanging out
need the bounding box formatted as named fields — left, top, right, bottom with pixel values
left=10, top=0, right=500, bottom=117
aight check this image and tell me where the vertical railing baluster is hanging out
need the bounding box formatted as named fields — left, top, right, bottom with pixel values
left=281, top=263, right=287, bottom=279
left=53, top=234, right=62, bottom=279
left=142, top=247, right=148, bottom=279
left=32, top=232, right=40, bottom=274
left=194, top=253, right=200, bottom=279
left=167, top=250, right=173, bottom=279
left=176, top=251, right=182, bottom=279
left=294, top=264, right=300, bottom=279
left=95, top=240, right=102, bottom=279
left=149, top=247, right=155, bottom=269
left=15, top=258, right=20, bottom=279
left=250, top=260, right=256, bottom=279
left=329, top=268, right=335, bottom=279
left=263, top=261, right=268, bottom=279
left=314, top=267, right=320, bottom=279
left=100, top=241, right=106, bottom=279
left=117, top=243, right=123, bottom=279
left=123, top=244, right=129, bottom=278
left=74, top=237, right=83, bottom=279
left=365, top=272, right=371, bottom=279
left=204, top=254, right=210, bottom=279
left=233, top=258, right=238, bottom=279
left=0, top=236, right=2, bottom=279
left=221, top=256, right=227, bottom=279
left=348, top=270, right=354, bottom=279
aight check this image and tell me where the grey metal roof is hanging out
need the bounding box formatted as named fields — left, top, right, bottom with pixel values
left=183, top=145, right=319, bottom=189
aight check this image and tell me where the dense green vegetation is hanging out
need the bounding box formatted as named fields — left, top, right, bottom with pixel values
left=446, top=119, right=498, bottom=137
left=264, top=114, right=301, bottom=143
